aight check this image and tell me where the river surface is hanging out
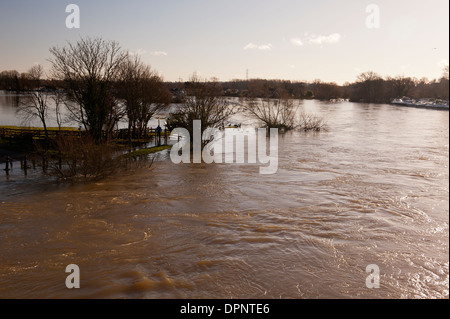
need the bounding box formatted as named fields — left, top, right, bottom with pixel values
left=0, top=96, right=448, bottom=299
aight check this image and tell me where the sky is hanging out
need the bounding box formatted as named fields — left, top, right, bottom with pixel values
left=0, top=0, right=448, bottom=84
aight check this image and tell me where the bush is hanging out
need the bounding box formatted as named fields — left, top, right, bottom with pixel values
left=242, top=97, right=297, bottom=131
left=298, top=111, right=327, bottom=132
left=49, top=136, right=123, bottom=181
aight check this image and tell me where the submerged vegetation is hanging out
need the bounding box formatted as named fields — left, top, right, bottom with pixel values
left=0, top=126, right=170, bottom=180
left=240, top=98, right=326, bottom=132
left=124, top=145, right=171, bottom=159
left=166, top=74, right=235, bottom=144
left=48, top=135, right=122, bottom=181
left=241, top=97, right=297, bottom=131
left=298, top=111, right=328, bottom=132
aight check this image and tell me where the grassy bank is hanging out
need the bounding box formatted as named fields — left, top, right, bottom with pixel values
left=124, top=145, right=172, bottom=159
left=0, top=125, right=78, bottom=131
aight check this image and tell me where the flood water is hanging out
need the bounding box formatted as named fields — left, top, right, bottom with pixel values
left=0, top=97, right=448, bottom=299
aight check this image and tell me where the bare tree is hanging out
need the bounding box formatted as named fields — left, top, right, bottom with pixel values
left=0, top=70, right=21, bottom=92
left=49, top=37, right=128, bottom=141
left=49, top=135, right=123, bottom=181
left=53, top=90, right=66, bottom=130
left=242, top=97, right=298, bottom=131
left=353, top=71, right=384, bottom=103
left=18, top=64, right=50, bottom=139
left=443, top=66, right=449, bottom=80
left=308, top=80, right=343, bottom=100
left=167, top=74, right=235, bottom=143
left=298, top=110, right=327, bottom=132
left=117, top=56, right=171, bottom=142
left=440, top=66, right=449, bottom=99
left=389, top=75, right=415, bottom=98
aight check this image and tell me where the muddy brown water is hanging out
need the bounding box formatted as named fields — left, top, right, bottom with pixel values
left=0, top=100, right=448, bottom=298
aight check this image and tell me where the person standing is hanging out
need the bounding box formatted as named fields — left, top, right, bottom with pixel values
left=156, top=125, right=162, bottom=146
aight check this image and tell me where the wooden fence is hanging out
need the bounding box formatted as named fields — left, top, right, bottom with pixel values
left=1, top=127, right=171, bottom=175
left=0, top=127, right=169, bottom=141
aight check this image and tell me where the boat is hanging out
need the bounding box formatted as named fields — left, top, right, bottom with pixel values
left=391, top=97, right=449, bottom=110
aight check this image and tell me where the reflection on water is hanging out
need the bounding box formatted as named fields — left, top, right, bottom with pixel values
left=0, top=91, right=176, bottom=128
left=0, top=93, right=20, bottom=126
left=0, top=100, right=448, bottom=299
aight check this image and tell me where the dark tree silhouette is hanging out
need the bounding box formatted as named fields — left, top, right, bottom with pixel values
left=49, top=37, right=128, bottom=141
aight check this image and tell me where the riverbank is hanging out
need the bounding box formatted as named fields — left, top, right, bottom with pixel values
left=391, top=103, right=449, bottom=111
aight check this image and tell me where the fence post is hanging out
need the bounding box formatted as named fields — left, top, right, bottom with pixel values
left=23, top=155, right=28, bottom=176
left=4, top=156, right=11, bottom=171
left=42, top=155, right=47, bottom=173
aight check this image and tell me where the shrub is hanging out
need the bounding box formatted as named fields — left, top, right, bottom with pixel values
left=298, top=111, right=327, bottom=132
left=49, top=136, right=123, bottom=181
left=242, top=97, right=297, bottom=131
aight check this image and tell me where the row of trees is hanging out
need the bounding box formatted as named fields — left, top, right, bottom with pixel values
left=165, top=69, right=449, bottom=102
left=15, top=37, right=172, bottom=142
left=0, top=69, right=57, bottom=92
left=348, top=70, right=449, bottom=103
left=4, top=63, right=448, bottom=111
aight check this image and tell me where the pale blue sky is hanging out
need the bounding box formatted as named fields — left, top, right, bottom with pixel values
left=0, top=0, right=448, bottom=83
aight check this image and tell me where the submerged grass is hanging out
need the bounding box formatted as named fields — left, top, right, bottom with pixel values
left=124, top=145, right=171, bottom=158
